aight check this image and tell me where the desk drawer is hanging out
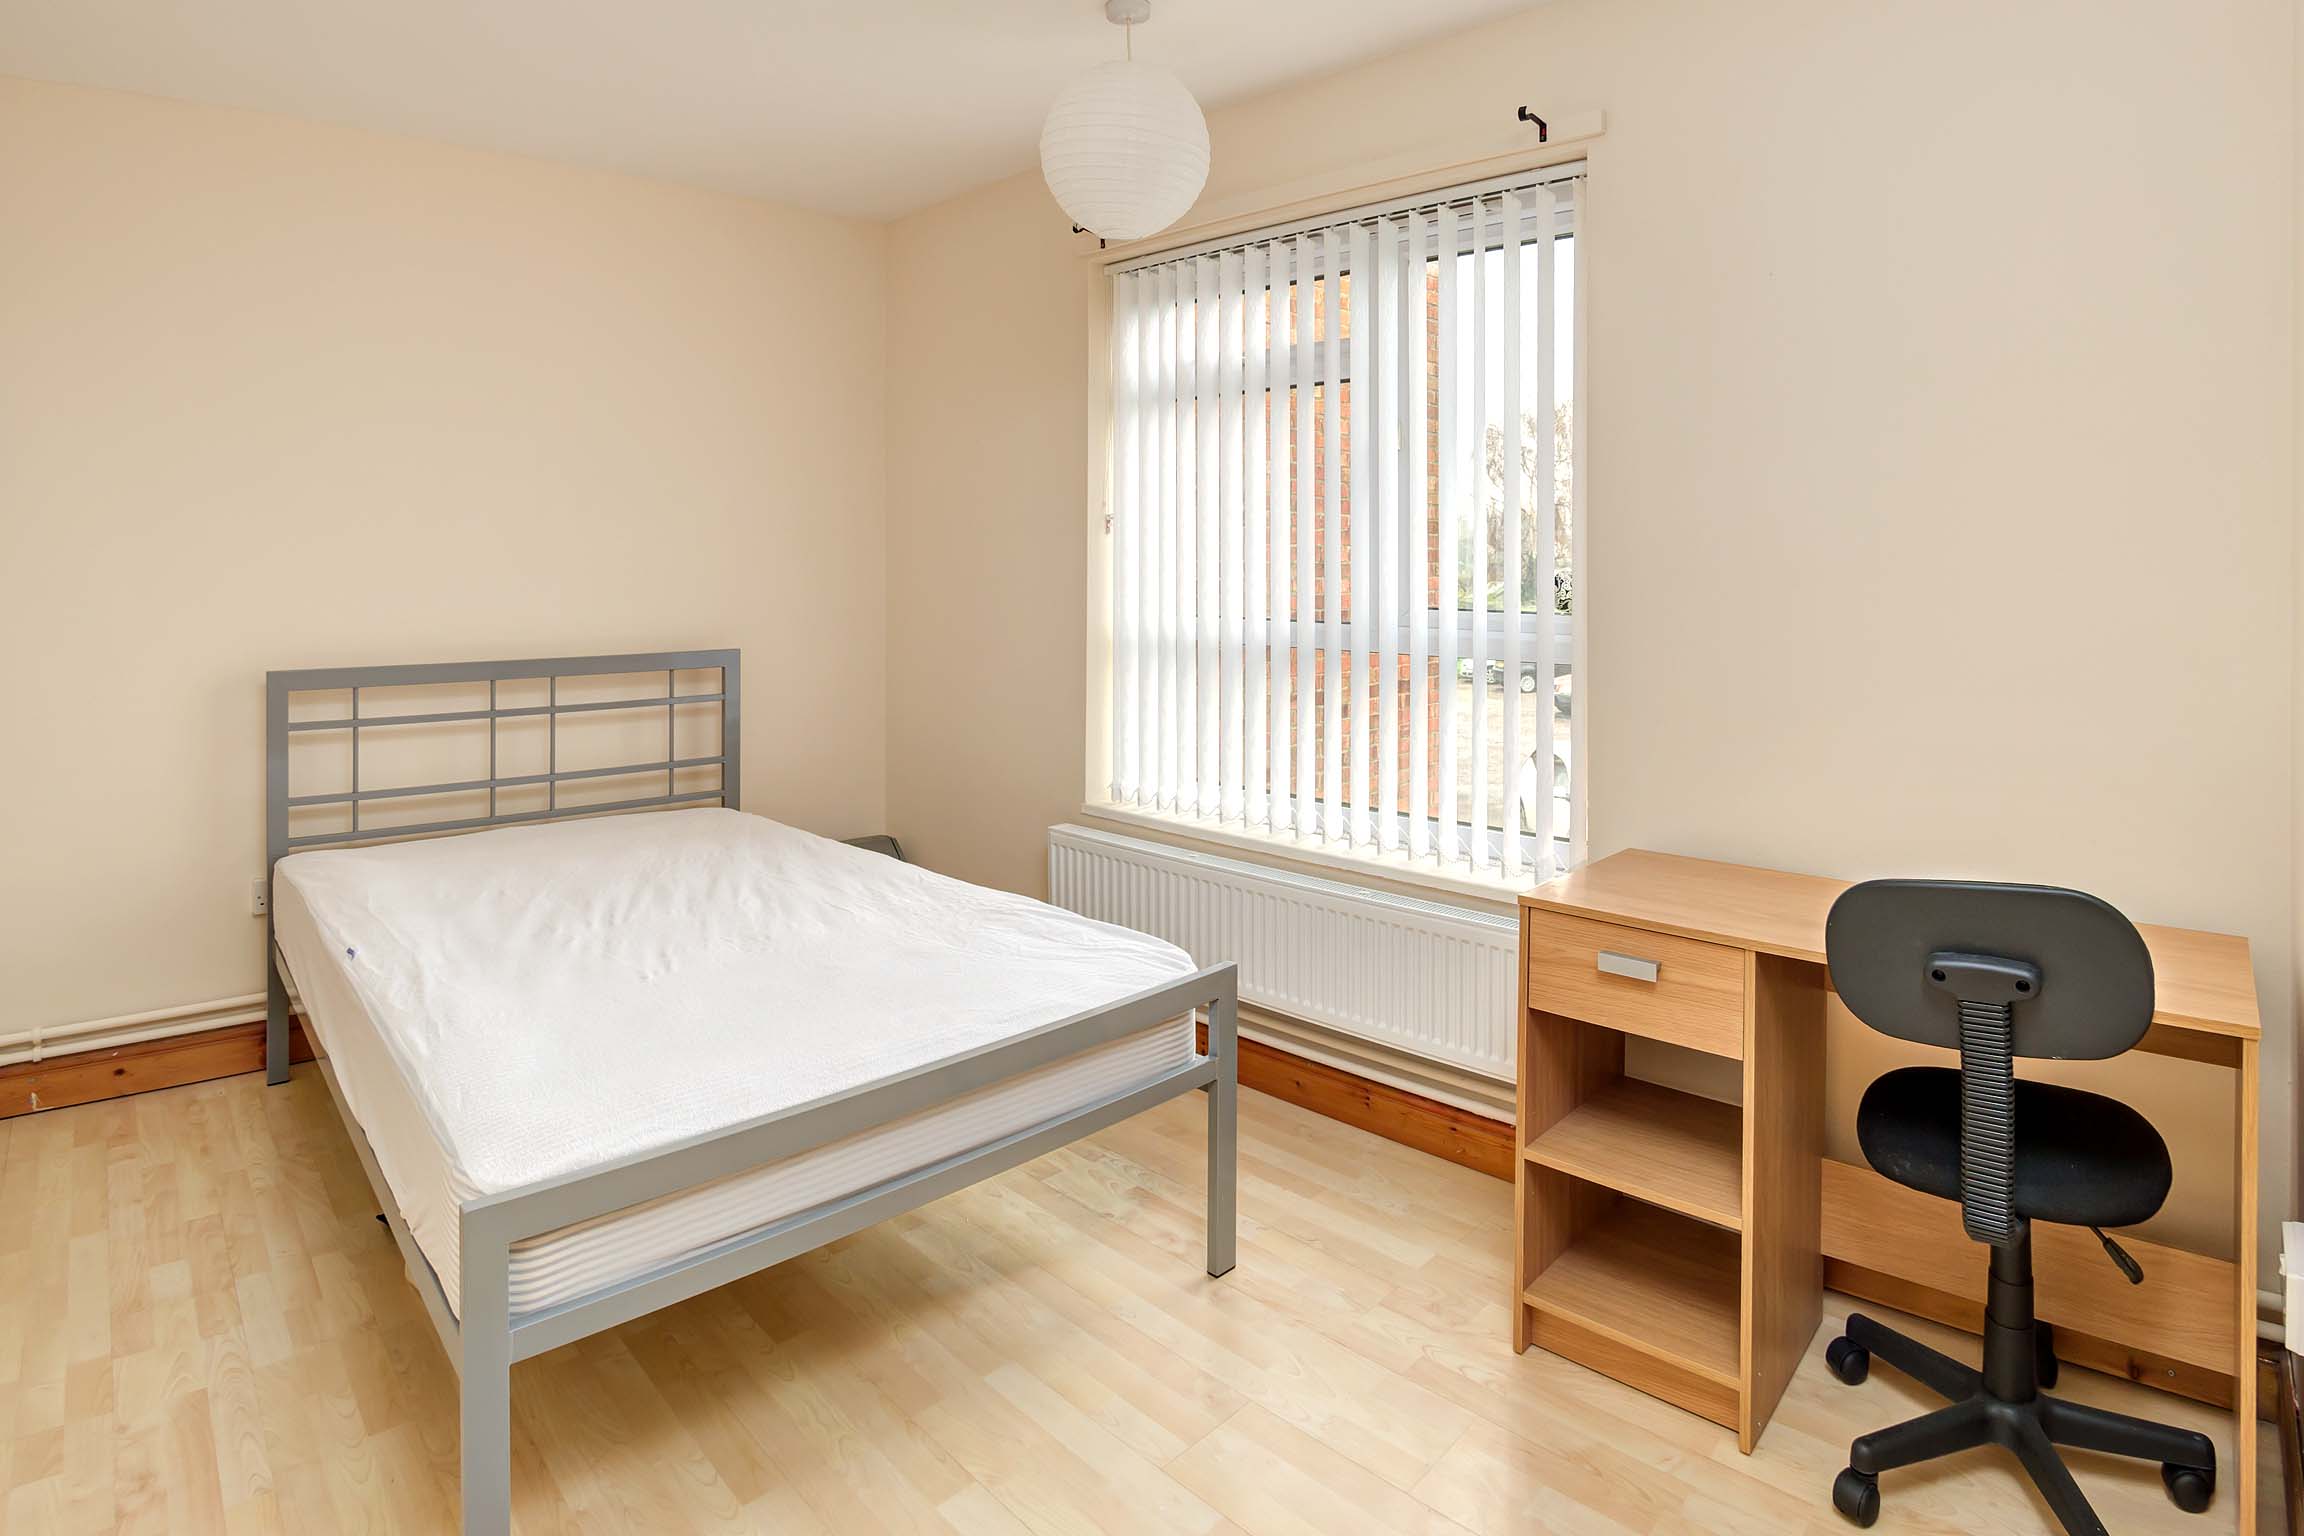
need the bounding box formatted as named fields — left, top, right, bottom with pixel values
left=1525, top=910, right=1747, bottom=1059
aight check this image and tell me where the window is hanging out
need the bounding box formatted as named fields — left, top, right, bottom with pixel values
left=1102, top=167, right=1584, bottom=884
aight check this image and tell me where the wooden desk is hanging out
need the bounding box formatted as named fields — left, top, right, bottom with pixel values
left=1514, top=850, right=2262, bottom=1523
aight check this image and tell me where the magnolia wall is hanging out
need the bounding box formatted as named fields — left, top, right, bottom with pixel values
left=0, top=76, right=891, bottom=1034
left=885, top=0, right=2298, bottom=1264
left=2, top=2, right=2296, bottom=1271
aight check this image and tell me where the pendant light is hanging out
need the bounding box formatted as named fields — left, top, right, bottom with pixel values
left=1039, top=0, right=1210, bottom=242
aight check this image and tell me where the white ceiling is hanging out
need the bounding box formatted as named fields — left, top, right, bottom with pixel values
left=0, top=0, right=1532, bottom=220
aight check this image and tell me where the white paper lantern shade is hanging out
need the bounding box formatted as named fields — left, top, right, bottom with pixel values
left=1039, top=31, right=1209, bottom=242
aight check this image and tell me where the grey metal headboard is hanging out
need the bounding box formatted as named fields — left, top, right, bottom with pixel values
left=262, top=648, right=740, bottom=1081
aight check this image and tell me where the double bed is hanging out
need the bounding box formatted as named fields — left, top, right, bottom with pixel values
left=261, top=650, right=1239, bottom=1535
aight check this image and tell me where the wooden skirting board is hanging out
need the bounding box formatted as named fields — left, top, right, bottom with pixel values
left=0, top=1016, right=315, bottom=1119
left=1196, top=1021, right=1514, bottom=1179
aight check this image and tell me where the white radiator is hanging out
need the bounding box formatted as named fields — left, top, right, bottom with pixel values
left=1048, top=823, right=1519, bottom=1081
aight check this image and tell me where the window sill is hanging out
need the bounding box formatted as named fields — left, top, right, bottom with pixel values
left=1078, top=801, right=1541, bottom=911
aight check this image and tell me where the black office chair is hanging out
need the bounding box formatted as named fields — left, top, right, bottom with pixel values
left=1821, top=879, right=2216, bottom=1534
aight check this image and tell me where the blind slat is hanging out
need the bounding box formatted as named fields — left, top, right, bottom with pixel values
left=1374, top=215, right=1401, bottom=853
left=1499, top=188, right=1524, bottom=880
left=1568, top=182, right=1589, bottom=869
left=1158, top=262, right=1179, bottom=809
left=1267, top=240, right=1291, bottom=838
left=1111, top=271, right=1137, bottom=801
left=1347, top=218, right=1374, bottom=848
left=1196, top=255, right=1220, bottom=819
left=1530, top=185, right=1558, bottom=880
left=1320, top=228, right=1345, bottom=846
left=1243, top=244, right=1268, bottom=829
left=1406, top=212, right=1431, bottom=861
left=1138, top=262, right=1160, bottom=804
left=1219, top=248, right=1245, bottom=824
left=1435, top=200, right=1462, bottom=865
left=1292, top=234, right=1317, bottom=841
left=1467, top=196, right=1492, bottom=870
left=1177, top=258, right=1198, bottom=811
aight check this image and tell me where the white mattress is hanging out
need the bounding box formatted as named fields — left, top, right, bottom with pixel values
left=272, top=808, right=1196, bottom=1315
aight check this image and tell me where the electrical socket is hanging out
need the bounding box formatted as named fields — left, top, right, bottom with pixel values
left=250, top=878, right=269, bottom=918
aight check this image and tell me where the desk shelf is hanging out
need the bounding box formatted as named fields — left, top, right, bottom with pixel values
left=1524, top=1077, right=1742, bottom=1232
left=1522, top=1196, right=1743, bottom=1429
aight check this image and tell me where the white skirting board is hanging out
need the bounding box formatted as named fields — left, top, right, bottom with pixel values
left=1048, top=822, right=1518, bottom=1083
left=0, top=990, right=266, bottom=1069
left=6, top=961, right=309, bottom=1070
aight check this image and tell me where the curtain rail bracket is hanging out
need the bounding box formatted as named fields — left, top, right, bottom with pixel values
left=1516, top=106, right=1548, bottom=142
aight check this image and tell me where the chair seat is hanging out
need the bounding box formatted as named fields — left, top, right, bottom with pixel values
left=1856, top=1067, right=2171, bottom=1229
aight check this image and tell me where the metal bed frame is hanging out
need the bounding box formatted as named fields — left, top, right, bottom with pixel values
left=261, top=649, right=1239, bottom=1535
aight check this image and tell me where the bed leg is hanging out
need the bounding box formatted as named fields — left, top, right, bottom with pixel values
left=460, top=1346, right=511, bottom=1535
left=459, top=1229, right=513, bottom=1535
left=1206, top=977, right=1238, bottom=1279
left=264, top=938, right=291, bottom=1087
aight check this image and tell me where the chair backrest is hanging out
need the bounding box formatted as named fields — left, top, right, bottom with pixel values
left=1826, top=879, right=2154, bottom=1061
left=1828, top=879, right=2155, bottom=1245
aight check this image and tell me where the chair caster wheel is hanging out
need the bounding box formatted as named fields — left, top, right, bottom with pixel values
left=2162, top=1462, right=2215, bottom=1514
left=1832, top=1468, right=1880, bottom=1527
left=1826, top=1336, right=1870, bottom=1386
left=2035, top=1320, right=2059, bottom=1388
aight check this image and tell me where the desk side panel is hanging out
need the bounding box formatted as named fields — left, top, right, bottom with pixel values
left=1740, top=952, right=1825, bottom=1452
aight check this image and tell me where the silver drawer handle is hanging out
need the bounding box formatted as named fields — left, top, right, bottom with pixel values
left=1597, top=950, right=1660, bottom=984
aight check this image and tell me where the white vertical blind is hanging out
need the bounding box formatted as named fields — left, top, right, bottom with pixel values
left=1195, top=255, right=1219, bottom=818
left=1106, top=166, right=1583, bottom=887
left=1435, top=199, right=1461, bottom=865
left=1266, top=240, right=1290, bottom=839
left=1319, top=231, right=1344, bottom=846
left=1567, top=180, right=1590, bottom=870
left=1467, top=197, right=1490, bottom=859
left=1346, top=218, right=1374, bottom=849
left=1179, top=261, right=1198, bottom=810
left=1138, top=270, right=1160, bottom=810
left=1373, top=215, right=1401, bottom=853
left=1498, top=188, right=1524, bottom=880
left=1243, top=244, right=1269, bottom=830
left=1157, top=262, right=1178, bottom=809
left=1111, top=272, right=1138, bottom=803
left=1406, top=210, right=1431, bottom=860
left=1291, top=233, right=1316, bottom=842
left=1218, top=248, right=1245, bottom=824
left=1529, top=186, right=1558, bottom=877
